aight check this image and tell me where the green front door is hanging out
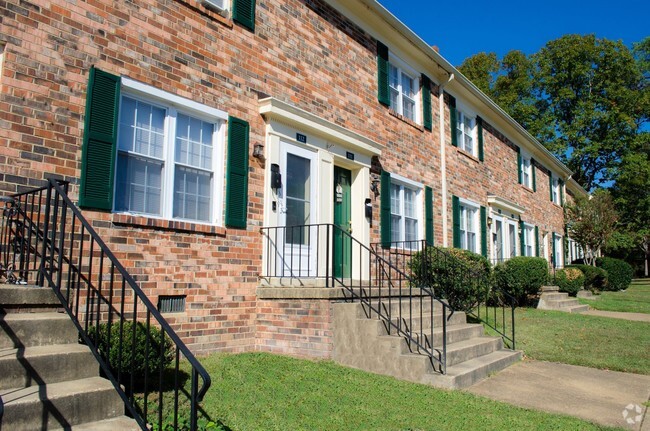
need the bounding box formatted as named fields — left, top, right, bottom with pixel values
left=333, top=166, right=352, bottom=278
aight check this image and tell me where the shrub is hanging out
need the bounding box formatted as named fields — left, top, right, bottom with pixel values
left=88, top=321, right=173, bottom=383
left=493, top=257, right=549, bottom=305
left=596, top=257, right=633, bottom=291
left=409, top=247, right=491, bottom=313
left=555, top=267, right=585, bottom=296
left=566, top=264, right=608, bottom=292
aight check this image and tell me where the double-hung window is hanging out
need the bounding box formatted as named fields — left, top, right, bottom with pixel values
left=459, top=201, right=479, bottom=253
left=522, top=223, right=535, bottom=257
left=456, top=110, right=476, bottom=155
left=114, top=80, right=225, bottom=224
left=521, top=155, right=532, bottom=188
left=551, top=176, right=561, bottom=205
left=389, top=57, right=419, bottom=123
left=390, top=177, right=422, bottom=247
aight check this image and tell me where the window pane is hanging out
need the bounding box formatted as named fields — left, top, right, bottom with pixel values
left=402, top=74, right=413, bottom=98
left=115, top=153, right=162, bottom=216
left=405, top=218, right=417, bottom=242
left=509, top=224, right=516, bottom=257
left=286, top=154, right=310, bottom=202
left=468, top=232, right=476, bottom=252
left=176, top=114, right=213, bottom=171
left=390, top=88, right=399, bottom=111
left=391, top=214, right=401, bottom=243
left=390, top=184, right=401, bottom=216
left=404, top=188, right=416, bottom=218
left=403, top=98, right=415, bottom=121
left=285, top=199, right=310, bottom=245
left=389, top=64, right=399, bottom=88
left=173, top=165, right=211, bottom=222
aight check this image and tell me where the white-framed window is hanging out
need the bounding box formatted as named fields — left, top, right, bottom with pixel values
left=390, top=175, right=422, bottom=247
left=553, top=233, right=563, bottom=268
left=114, top=78, right=226, bottom=225
left=521, top=154, right=533, bottom=188
left=459, top=199, right=479, bottom=253
left=389, top=55, right=419, bottom=123
left=456, top=110, right=476, bottom=156
left=567, top=238, right=583, bottom=263
left=522, top=223, right=535, bottom=257
left=491, top=214, right=518, bottom=263
left=551, top=176, right=561, bottom=205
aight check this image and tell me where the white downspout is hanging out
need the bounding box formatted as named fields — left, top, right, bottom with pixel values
left=439, top=73, right=454, bottom=247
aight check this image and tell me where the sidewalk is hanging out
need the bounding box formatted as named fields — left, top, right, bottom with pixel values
left=468, top=360, right=650, bottom=430
left=583, top=309, right=650, bottom=323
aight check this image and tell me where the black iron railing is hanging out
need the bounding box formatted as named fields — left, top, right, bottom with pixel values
left=373, top=240, right=517, bottom=350
left=0, top=179, right=211, bottom=431
left=261, top=224, right=450, bottom=373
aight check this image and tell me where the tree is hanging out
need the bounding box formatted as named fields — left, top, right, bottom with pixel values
left=564, top=190, right=618, bottom=266
left=459, top=35, right=648, bottom=191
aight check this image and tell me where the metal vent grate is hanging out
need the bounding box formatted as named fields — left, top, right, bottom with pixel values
left=158, top=295, right=186, bottom=313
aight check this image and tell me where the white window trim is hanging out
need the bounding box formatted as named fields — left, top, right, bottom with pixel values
left=388, top=53, right=420, bottom=124
left=551, top=174, right=561, bottom=205
left=115, top=79, right=227, bottom=226
left=553, top=233, right=564, bottom=268
left=390, top=173, right=424, bottom=246
left=520, top=149, right=533, bottom=188
left=458, top=197, right=480, bottom=254
left=454, top=99, right=478, bottom=157
left=490, top=212, right=519, bottom=262
left=522, top=222, right=535, bottom=257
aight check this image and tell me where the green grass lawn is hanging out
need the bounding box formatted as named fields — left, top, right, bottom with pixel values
left=513, top=307, right=650, bottom=374
left=154, top=352, right=618, bottom=431
left=578, top=279, right=650, bottom=314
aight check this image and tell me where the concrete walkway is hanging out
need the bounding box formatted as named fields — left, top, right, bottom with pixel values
left=583, top=309, right=650, bottom=323
left=468, top=360, right=650, bottom=430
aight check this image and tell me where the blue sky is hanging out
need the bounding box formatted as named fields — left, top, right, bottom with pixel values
left=377, top=0, right=649, bottom=66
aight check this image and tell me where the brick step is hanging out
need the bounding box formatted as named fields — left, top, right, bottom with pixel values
left=56, top=415, right=141, bottom=430
left=0, top=344, right=97, bottom=390
left=0, top=312, right=78, bottom=349
left=0, top=376, right=124, bottom=430
left=426, top=349, right=523, bottom=389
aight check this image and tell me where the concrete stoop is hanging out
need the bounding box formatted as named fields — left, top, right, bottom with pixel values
left=0, top=284, right=139, bottom=430
left=537, top=285, right=590, bottom=313
left=331, top=300, right=522, bottom=389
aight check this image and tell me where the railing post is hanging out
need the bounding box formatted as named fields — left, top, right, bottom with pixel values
left=56, top=189, right=68, bottom=293
left=325, top=225, right=330, bottom=288
left=511, top=300, right=516, bottom=349
left=38, top=183, right=53, bottom=287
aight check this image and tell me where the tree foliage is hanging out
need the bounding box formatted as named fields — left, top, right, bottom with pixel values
left=564, top=189, right=618, bottom=265
left=458, top=35, right=648, bottom=191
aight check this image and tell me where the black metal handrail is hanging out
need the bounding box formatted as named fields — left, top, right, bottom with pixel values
left=1, top=179, right=211, bottom=431
left=261, top=224, right=450, bottom=373
left=373, top=240, right=517, bottom=350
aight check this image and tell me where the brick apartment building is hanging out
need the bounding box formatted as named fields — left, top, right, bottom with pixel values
left=0, top=0, right=585, bottom=358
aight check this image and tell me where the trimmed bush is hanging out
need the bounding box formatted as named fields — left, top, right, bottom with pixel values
left=596, top=257, right=633, bottom=291
left=409, top=247, right=491, bottom=313
left=88, top=321, right=173, bottom=383
left=566, top=264, right=608, bottom=292
left=493, top=257, right=549, bottom=305
left=555, top=267, right=585, bottom=296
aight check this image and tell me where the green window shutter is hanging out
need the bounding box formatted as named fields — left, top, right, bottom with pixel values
left=531, top=159, right=537, bottom=191
left=516, top=147, right=522, bottom=184
left=233, top=0, right=256, bottom=31
left=477, top=117, right=484, bottom=161
left=225, top=116, right=250, bottom=228
left=377, top=41, right=390, bottom=106
left=380, top=171, right=392, bottom=248
left=421, top=74, right=432, bottom=131
left=535, top=226, right=540, bottom=257
left=79, top=67, right=121, bottom=211
left=425, top=186, right=434, bottom=245
left=551, top=232, right=557, bottom=266
left=449, top=95, right=458, bottom=147
left=452, top=195, right=460, bottom=248
left=519, top=221, right=525, bottom=256
left=549, top=173, right=553, bottom=201
left=559, top=180, right=565, bottom=205
left=480, top=206, right=487, bottom=258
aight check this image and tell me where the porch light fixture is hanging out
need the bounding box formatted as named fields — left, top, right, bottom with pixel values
left=253, top=143, right=265, bottom=159
left=370, top=177, right=380, bottom=197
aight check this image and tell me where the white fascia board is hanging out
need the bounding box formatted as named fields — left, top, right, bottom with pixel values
left=259, top=97, right=382, bottom=156
left=487, top=195, right=526, bottom=215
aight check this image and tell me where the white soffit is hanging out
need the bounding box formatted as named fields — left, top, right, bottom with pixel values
left=488, top=195, right=526, bottom=215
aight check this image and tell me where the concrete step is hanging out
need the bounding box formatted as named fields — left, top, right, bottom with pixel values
left=540, top=285, right=560, bottom=292
left=567, top=304, right=590, bottom=313
left=0, top=344, right=98, bottom=390
left=379, top=322, right=485, bottom=348
left=427, top=349, right=523, bottom=389
left=0, top=284, right=60, bottom=306
left=444, top=336, right=503, bottom=367
left=363, top=296, right=447, bottom=316
left=0, top=376, right=124, bottom=430
left=0, top=312, right=78, bottom=349
left=386, top=311, right=468, bottom=332
left=540, top=292, right=568, bottom=301
left=546, top=298, right=581, bottom=308
left=56, top=415, right=141, bottom=430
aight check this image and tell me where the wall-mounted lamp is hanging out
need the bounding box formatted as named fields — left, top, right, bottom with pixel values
left=253, top=143, right=265, bottom=160
left=487, top=216, right=493, bottom=228
left=370, top=176, right=380, bottom=197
